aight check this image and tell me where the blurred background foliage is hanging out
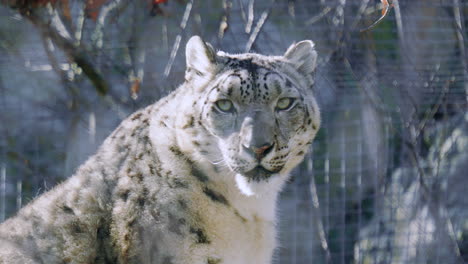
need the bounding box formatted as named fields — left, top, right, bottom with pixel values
left=0, top=0, right=467, bottom=263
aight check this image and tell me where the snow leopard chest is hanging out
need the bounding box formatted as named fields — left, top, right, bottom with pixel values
left=108, top=113, right=277, bottom=263
left=181, top=174, right=277, bottom=264
left=165, top=193, right=276, bottom=264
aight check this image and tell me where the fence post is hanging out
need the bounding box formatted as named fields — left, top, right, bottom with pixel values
left=0, top=164, right=5, bottom=222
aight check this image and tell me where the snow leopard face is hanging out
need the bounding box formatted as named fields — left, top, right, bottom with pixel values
left=181, top=36, right=320, bottom=191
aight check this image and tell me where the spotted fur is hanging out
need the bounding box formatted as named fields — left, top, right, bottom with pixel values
left=0, top=36, right=320, bottom=264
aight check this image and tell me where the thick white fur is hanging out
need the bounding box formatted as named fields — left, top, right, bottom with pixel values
left=0, top=36, right=320, bottom=264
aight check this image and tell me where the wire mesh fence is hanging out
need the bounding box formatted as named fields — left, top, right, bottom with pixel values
left=0, top=0, right=467, bottom=263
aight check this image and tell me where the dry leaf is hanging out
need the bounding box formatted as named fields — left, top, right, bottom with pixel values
left=360, top=0, right=393, bottom=32
left=381, top=0, right=391, bottom=16
left=85, top=0, right=108, bottom=21
left=61, top=0, right=71, bottom=22
left=130, top=79, right=140, bottom=100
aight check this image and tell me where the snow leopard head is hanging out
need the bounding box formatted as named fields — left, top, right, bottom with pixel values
left=180, top=36, right=320, bottom=195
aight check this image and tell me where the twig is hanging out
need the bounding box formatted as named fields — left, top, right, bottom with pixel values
left=128, top=1, right=149, bottom=100
left=392, top=0, right=404, bottom=45
left=164, top=0, right=193, bottom=77
left=287, top=0, right=294, bottom=17
left=49, top=7, right=73, bottom=41
left=415, top=79, right=451, bottom=139
left=164, top=35, right=182, bottom=77
left=343, top=58, right=388, bottom=115
left=444, top=211, right=464, bottom=263
left=333, top=0, right=345, bottom=28
left=452, top=0, right=468, bottom=103
left=245, top=3, right=272, bottom=52
left=304, top=7, right=332, bottom=26
left=73, top=1, right=86, bottom=46
left=342, top=57, right=415, bottom=159
left=406, top=136, right=464, bottom=263
left=394, top=70, right=464, bottom=263
left=431, top=114, right=465, bottom=263
left=92, top=0, right=131, bottom=49
left=26, top=13, right=109, bottom=96
left=218, top=0, right=232, bottom=39
left=238, top=0, right=246, bottom=23
left=309, top=168, right=332, bottom=263
left=28, top=23, right=131, bottom=109
left=12, top=6, right=129, bottom=114
left=245, top=0, right=255, bottom=34
left=360, top=0, right=393, bottom=33
left=0, top=164, right=5, bottom=222
left=350, top=0, right=370, bottom=30
left=40, top=34, right=81, bottom=108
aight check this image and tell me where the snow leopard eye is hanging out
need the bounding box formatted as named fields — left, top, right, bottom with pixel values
left=276, top=97, right=295, bottom=111
left=215, top=99, right=235, bottom=113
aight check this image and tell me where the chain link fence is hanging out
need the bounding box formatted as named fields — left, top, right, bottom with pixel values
left=0, top=0, right=467, bottom=263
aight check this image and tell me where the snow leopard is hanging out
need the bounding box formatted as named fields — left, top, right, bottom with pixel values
left=0, top=36, right=320, bottom=264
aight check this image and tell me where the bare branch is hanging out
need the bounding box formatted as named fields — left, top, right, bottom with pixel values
left=49, top=6, right=73, bottom=41
left=392, top=0, right=404, bottom=44
left=304, top=7, right=332, bottom=26
left=164, top=35, right=182, bottom=77
left=25, top=13, right=109, bottom=96
left=309, top=169, right=332, bottom=263
left=218, top=0, right=232, bottom=39
left=92, top=0, right=131, bottom=49
left=127, top=2, right=149, bottom=100
left=237, top=0, right=246, bottom=23
left=333, top=0, right=345, bottom=28
left=0, top=165, right=5, bottom=222
left=415, top=79, right=451, bottom=139
left=40, top=34, right=80, bottom=107
left=73, top=2, right=86, bottom=46
left=245, top=8, right=270, bottom=52
left=287, top=0, right=294, bottom=17
left=245, top=0, right=255, bottom=34
left=452, top=0, right=468, bottom=103
left=350, top=0, right=370, bottom=30
left=164, top=0, right=193, bottom=77
left=6, top=5, right=129, bottom=109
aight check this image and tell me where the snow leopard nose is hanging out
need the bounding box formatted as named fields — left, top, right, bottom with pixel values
left=240, top=111, right=275, bottom=160
left=244, top=143, right=274, bottom=161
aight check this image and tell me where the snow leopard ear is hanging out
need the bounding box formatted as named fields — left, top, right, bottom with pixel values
left=185, top=36, right=217, bottom=87
left=284, top=40, right=317, bottom=80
